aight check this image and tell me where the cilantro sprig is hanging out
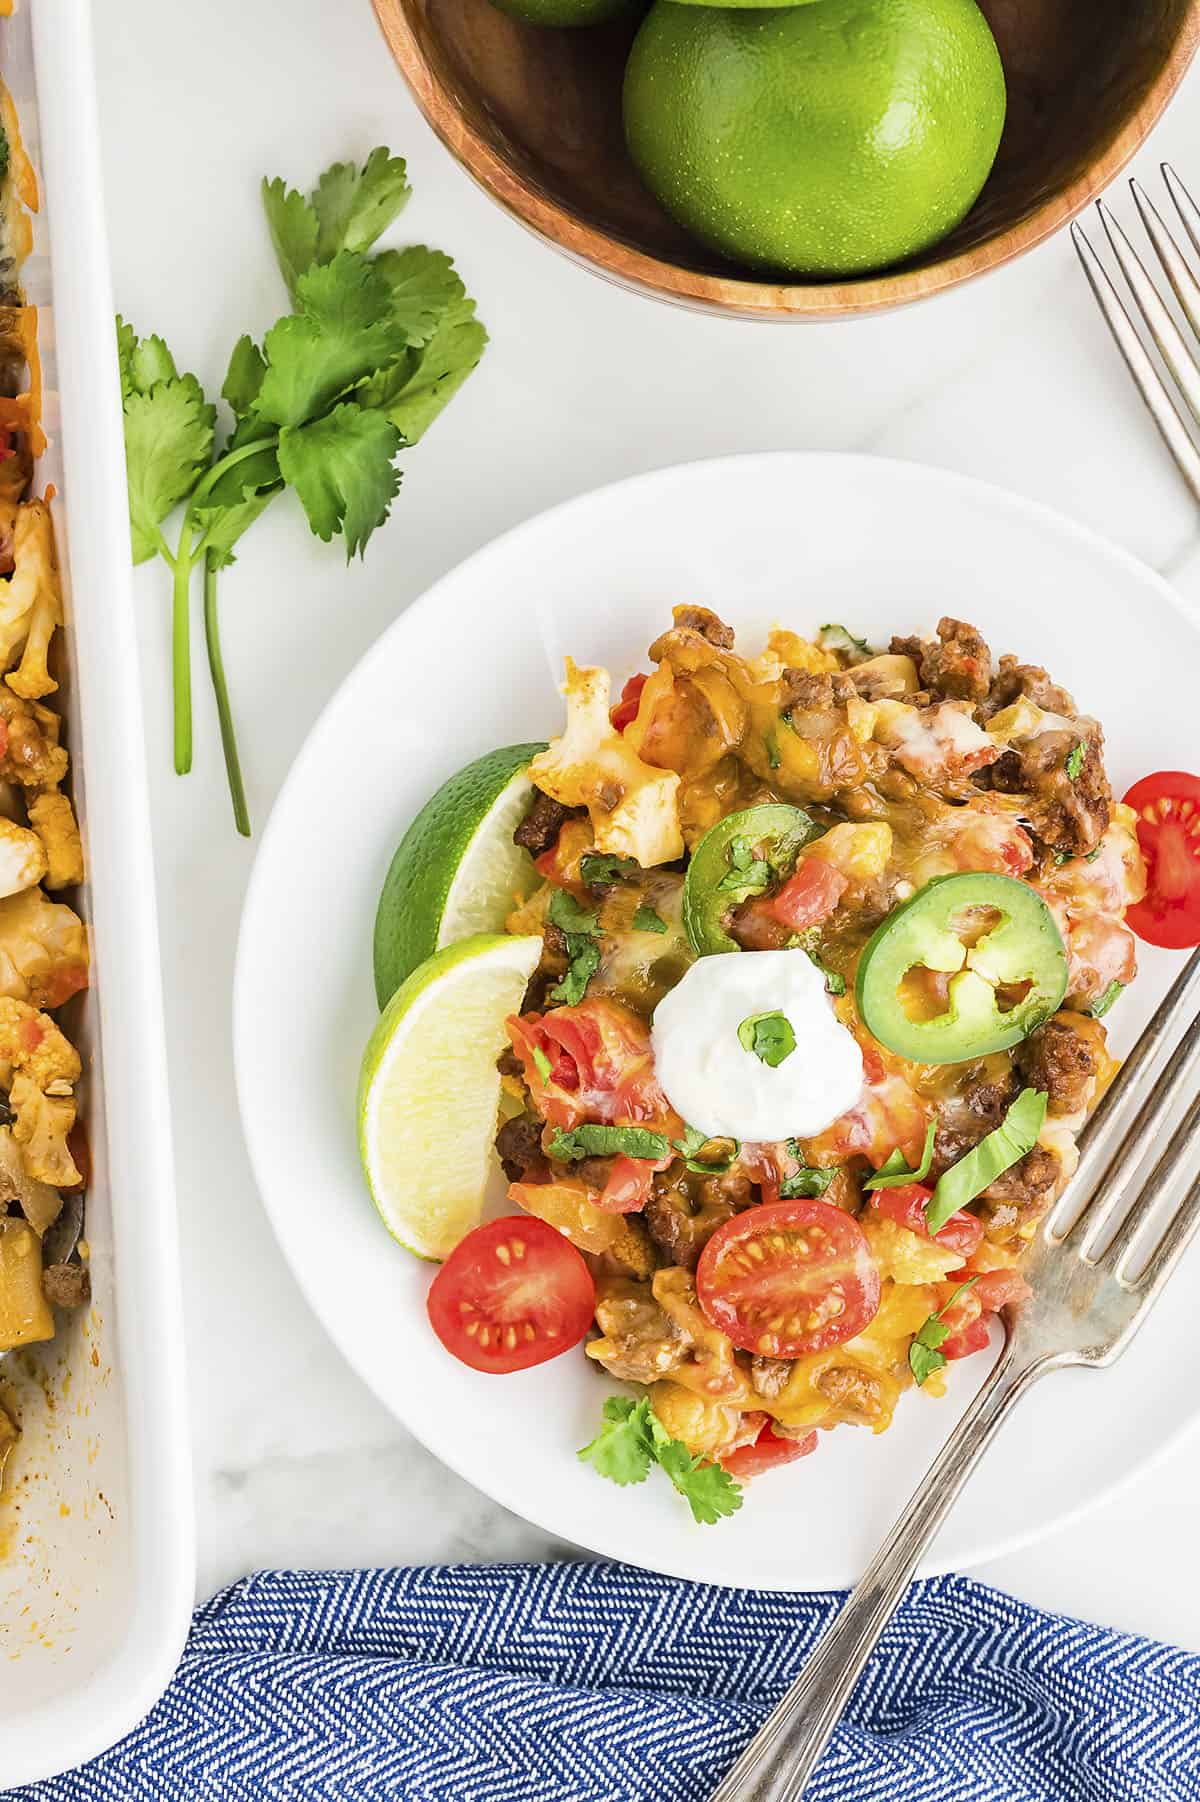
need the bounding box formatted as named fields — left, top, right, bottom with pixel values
left=738, top=1010, right=796, bottom=1067
left=117, top=148, right=486, bottom=834
left=578, top=1396, right=743, bottom=1525
left=547, top=888, right=601, bottom=1005
left=908, top=1278, right=980, bottom=1387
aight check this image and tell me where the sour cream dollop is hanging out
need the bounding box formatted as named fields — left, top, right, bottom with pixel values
left=651, top=950, right=865, bottom=1143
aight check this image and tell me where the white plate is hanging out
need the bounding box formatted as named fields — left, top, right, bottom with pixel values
left=236, top=453, right=1200, bottom=1592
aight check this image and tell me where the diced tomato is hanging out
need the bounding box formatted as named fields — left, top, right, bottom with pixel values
left=870, top=1182, right=984, bottom=1260
left=506, top=997, right=680, bottom=1133
left=19, top=1017, right=44, bottom=1053
left=41, top=963, right=91, bottom=1010
left=935, top=1266, right=1031, bottom=1361
left=968, top=1268, right=1032, bottom=1312
left=765, top=860, right=848, bottom=931
left=1123, top=771, right=1200, bottom=949
left=594, top=1154, right=662, bottom=1214
left=722, top=1421, right=819, bottom=1479
left=426, top=1216, right=595, bottom=1375
left=697, top=1199, right=881, bottom=1357
left=941, top=1310, right=991, bottom=1361
left=610, top=672, right=648, bottom=733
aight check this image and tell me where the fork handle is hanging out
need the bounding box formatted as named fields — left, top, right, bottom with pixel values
left=708, top=1339, right=1045, bottom=1802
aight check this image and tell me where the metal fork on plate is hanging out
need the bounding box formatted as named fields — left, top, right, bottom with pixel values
left=708, top=947, right=1200, bottom=1802
left=1073, top=163, right=1200, bottom=501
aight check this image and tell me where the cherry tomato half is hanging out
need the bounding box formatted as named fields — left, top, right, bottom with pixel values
left=870, top=1183, right=984, bottom=1260
left=427, top=1216, right=595, bottom=1375
left=1124, top=771, right=1200, bottom=949
left=721, top=1421, right=819, bottom=1479
left=696, top=1199, right=881, bottom=1358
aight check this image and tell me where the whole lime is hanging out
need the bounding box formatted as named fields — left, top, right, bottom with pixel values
left=623, top=0, right=1006, bottom=278
left=489, top=0, right=639, bottom=24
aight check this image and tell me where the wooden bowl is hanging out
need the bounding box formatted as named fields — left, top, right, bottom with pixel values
left=373, top=0, right=1200, bottom=320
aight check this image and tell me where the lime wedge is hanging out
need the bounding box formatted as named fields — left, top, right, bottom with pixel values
left=373, top=742, right=547, bottom=1008
left=357, top=932, right=542, bottom=1261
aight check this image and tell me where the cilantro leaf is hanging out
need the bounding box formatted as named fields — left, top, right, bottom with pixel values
left=313, top=148, right=411, bottom=264
left=580, top=1397, right=743, bottom=1524
left=1090, top=979, right=1124, bottom=1020
left=633, top=904, right=667, bottom=934
left=779, top=1163, right=836, bottom=1200
left=530, top=1044, right=553, bottom=1085
left=222, top=335, right=267, bottom=417
left=277, top=403, right=402, bottom=558
left=261, top=176, right=320, bottom=302
left=577, top=1397, right=654, bottom=1487
left=548, top=1124, right=671, bottom=1162
left=863, top=1120, right=937, bottom=1192
left=1066, top=742, right=1086, bottom=782
left=672, top=1127, right=739, bottom=1175
left=379, top=312, right=488, bottom=446
left=255, top=253, right=411, bottom=430
left=644, top=1411, right=743, bottom=1525
left=118, top=324, right=216, bottom=562
left=580, top=852, right=637, bottom=889
left=549, top=937, right=600, bottom=1007
left=547, top=890, right=599, bottom=934
left=374, top=245, right=467, bottom=348
left=738, top=1010, right=796, bottom=1067
left=908, top=1277, right=980, bottom=1387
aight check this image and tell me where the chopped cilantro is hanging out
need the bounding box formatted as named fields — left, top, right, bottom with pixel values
left=673, top=1126, right=740, bottom=1175
left=547, top=887, right=601, bottom=1005
left=580, top=852, right=638, bottom=889
left=579, top=1396, right=743, bottom=1525
left=1065, top=742, right=1086, bottom=782
left=547, top=1124, right=671, bottom=1162
left=633, top=903, right=667, bottom=934
left=1090, top=980, right=1124, bottom=1020
left=779, top=1162, right=836, bottom=1200
left=909, top=1278, right=980, bottom=1387
left=738, top=1010, right=797, bottom=1067
left=547, top=890, right=598, bottom=934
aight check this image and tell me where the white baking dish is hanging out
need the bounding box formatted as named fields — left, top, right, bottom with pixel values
left=0, top=0, right=193, bottom=1785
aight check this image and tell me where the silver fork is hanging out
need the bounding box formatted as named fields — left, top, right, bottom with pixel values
left=1073, top=164, right=1200, bottom=503
left=708, top=945, right=1200, bottom=1802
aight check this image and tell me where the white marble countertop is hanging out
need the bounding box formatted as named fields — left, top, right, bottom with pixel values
left=96, top=0, right=1200, bottom=1645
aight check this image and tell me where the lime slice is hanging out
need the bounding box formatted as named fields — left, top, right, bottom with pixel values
left=358, top=932, right=543, bottom=1260
left=373, top=742, right=547, bottom=1007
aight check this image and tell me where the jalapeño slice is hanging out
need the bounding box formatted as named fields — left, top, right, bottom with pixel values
left=856, top=872, right=1068, bottom=1064
left=682, top=803, right=821, bottom=956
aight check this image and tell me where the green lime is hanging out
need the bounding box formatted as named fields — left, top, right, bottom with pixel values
left=488, top=0, right=639, bottom=24
left=623, top=0, right=1006, bottom=277
left=373, top=743, right=546, bottom=1008
left=358, top=933, right=543, bottom=1261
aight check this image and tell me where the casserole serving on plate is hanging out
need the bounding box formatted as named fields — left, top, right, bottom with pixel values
left=0, top=0, right=191, bottom=1785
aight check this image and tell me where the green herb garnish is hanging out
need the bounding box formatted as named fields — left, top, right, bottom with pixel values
left=1090, top=980, right=1124, bottom=1020
left=580, top=852, right=638, bottom=889
left=547, top=887, right=601, bottom=1005
left=633, top=904, right=667, bottom=934
left=673, top=1126, right=740, bottom=1175
left=117, top=147, right=485, bottom=835
left=925, top=1089, right=1047, bottom=1235
left=548, top=1124, right=670, bottom=1163
left=909, top=1278, right=981, bottom=1387
left=578, top=1396, right=743, bottom=1525
left=717, top=835, right=773, bottom=899
left=863, top=1120, right=937, bottom=1192
left=1065, top=742, right=1086, bottom=782
left=818, top=622, right=873, bottom=665
left=738, top=1010, right=796, bottom=1067
left=778, top=1161, right=837, bottom=1200
left=530, top=1044, right=553, bottom=1084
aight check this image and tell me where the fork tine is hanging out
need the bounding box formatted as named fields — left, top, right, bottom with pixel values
left=1074, top=1023, right=1200, bottom=1259
left=1162, top=163, right=1200, bottom=265
left=1071, top=221, right=1200, bottom=504
left=1130, top=1168, right=1200, bottom=1299
left=1095, top=1085, right=1200, bottom=1272
left=1130, top=179, right=1200, bottom=345
left=1096, top=199, right=1200, bottom=429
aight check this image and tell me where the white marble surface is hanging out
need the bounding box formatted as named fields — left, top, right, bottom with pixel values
left=95, top=0, right=1200, bottom=1644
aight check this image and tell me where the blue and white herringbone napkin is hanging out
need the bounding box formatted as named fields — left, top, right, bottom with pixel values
left=6, top=1564, right=1199, bottom=1802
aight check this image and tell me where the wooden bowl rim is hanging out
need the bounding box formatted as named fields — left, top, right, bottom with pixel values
left=373, top=0, right=1200, bottom=319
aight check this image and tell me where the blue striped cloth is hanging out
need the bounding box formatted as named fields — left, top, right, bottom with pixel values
left=7, top=1564, right=1199, bottom=1801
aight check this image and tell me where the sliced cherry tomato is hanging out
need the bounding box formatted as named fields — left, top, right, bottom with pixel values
left=721, top=1421, right=818, bottom=1479
left=935, top=1266, right=1031, bottom=1361
left=1123, top=771, right=1200, bottom=949
left=610, top=672, right=648, bottom=733
left=595, top=1154, right=660, bottom=1214
left=765, top=860, right=848, bottom=932
left=870, top=1183, right=983, bottom=1260
left=696, top=1199, right=881, bottom=1358
left=427, top=1216, right=594, bottom=1375
left=506, top=997, right=678, bottom=1132
left=941, top=1309, right=991, bottom=1361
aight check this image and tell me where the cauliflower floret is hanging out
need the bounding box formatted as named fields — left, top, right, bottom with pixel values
left=0, top=815, right=44, bottom=896
left=530, top=658, right=683, bottom=868
left=0, top=887, right=89, bottom=1009
left=0, top=995, right=81, bottom=1090
left=0, top=995, right=81, bottom=1185
left=0, top=689, right=68, bottom=792
left=10, top=1072, right=78, bottom=1188
left=0, top=499, right=61, bottom=700
left=27, top=791, right=83, bottom=888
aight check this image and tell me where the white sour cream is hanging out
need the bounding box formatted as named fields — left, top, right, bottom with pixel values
left=651, top=950, right=865, bottom=1143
